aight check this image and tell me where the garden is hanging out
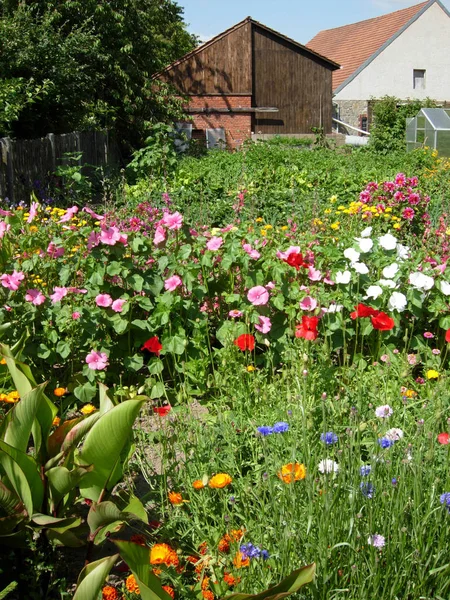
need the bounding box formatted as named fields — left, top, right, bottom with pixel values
left=1, top=142, right=450, bottom=600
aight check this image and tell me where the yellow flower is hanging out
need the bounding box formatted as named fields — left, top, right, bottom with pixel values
left=53, top=387, right=67, bottom=397
left=393, top=223, right=401, bottom=230
left=29, top=225, right=38, bottom=233
left=5, top=391, right=20, bottom=404
left=260, top=229, right=267, bottom=236
left=278, top=462, right=306, bottom=484
left=329, top=196, right=337, bottom=203
left=265, top=224, right=273, bottom=230
left=80, top=404, right=97, bottom=415
left=150, top=543, right=179, bottom=567
left=233, top=551, right=250, bottom=569
left=330, top=222, right=340, bottom=231
left=255, top=217, right=263, bottom=223
left=52, top=416, right=61, bottom=427
left=324, top=208, right=332, bottom=214
left=208, top=473, right=232, bottom=489
left=0, top=357, right=6, bottom=365
left=281, top=225, right=288, bottom=230
left=426, top=369, right=439, bottom=379
left=246, top=365, right=256, bottom=372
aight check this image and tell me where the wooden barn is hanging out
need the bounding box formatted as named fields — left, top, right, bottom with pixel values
left=155, top=17, right=340, bottom=148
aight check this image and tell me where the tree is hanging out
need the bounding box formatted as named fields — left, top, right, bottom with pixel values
left=0, top=1, right=197, bottom=151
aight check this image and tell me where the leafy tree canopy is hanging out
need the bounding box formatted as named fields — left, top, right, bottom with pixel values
left=0, top=0, right=197, bottom=151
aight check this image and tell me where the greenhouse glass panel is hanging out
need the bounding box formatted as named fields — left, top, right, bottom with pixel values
left=436, top=131, right=450, bottom=156
left=422, top=108, right=450, bottom=130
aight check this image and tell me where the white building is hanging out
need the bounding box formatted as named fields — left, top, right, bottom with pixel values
left=307, top=0, right=450, bottom=133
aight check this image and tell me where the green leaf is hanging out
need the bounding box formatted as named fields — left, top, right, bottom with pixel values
left=163, top=334, right=186, bottom=355
left=0, top=581, right=18, bottom=600
left=106, top=261, right=122, bottom=276
left=124, top=354, right=144, bottom=372
left=178, top=244, right=191, bottom=260
left=99, top=383, right=115, bottom=414
left=131, top=319, right=150, bottom=331
left=150, top=382, right=165, bottom=399
left=46, top=528, right=84, bottom=547
left=46, top=466, right=91, bottom=508
left=74, top=382, right=98, bottom=403
left=129, top=274, right=144, bottom=292
left=73, top=554, right=119, bottom=600
left=78, top=399, right=147, bottom=500
left=0, top=481, right=24, bottom=517
left=32, top=514, right=81, bottom=529
left=148, top=359, right=164, bottom=375
left=56, top=341, right=71, bottom=359
left=222, top=563, right=316, bottom=600
left=439, top=315, right=450, bottom=331
left=0, top=441, right=43, bottom=516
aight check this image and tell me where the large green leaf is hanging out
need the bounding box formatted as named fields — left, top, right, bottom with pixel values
left=61, top=412, right=102, bottom=454
left=73, top=554, right=119, bottom=600
left=114, top=540, right=172, bottom=600
left=87, top=499, right=147, bottom=540
left=2, top=383, right=46, bottom=453
left=99, top=383, right=115, bottom=414
left=47, top=418, right=81, bottom=458
left=222, top=563, right=316, bottom=600
left=0, top=581, right=18, bottom=599
left=0, top=442, right=44, bottom=517
left=46, top=466, right=92, bottom=509
left=78, top=399, right=146, bottom=500
left=0, top=481, right=24, bottom=517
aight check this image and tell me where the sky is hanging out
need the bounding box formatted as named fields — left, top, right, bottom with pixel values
left=179, top=0, right=450, bottom=44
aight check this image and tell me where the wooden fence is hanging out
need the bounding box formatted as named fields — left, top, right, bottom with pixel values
left=0, top=130, right=120, bottom=204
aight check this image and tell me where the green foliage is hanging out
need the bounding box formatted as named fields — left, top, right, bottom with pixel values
left=127, top=124, right=180, bottom=183
left=369, top=96, right=437, bottom=154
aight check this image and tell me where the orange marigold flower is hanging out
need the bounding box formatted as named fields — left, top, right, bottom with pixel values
left=202, top=591, right=214, bottom=600
left=102, top=586, right=119, bottom=600
left=233, top=551, right=250, bottom=569
left=150, top=543, right=178, bottom=566
left=193, top=479, right=205, bottom=489
left=130, top=534, right=147, bottom=546
left=153, top=568, right=162, bottom=576
left=201, top=576, right=210, bottom=591
left=0, top=357, right=7, bottom=365
left=125, top=574, right=140, bottom=594
left=223, top=572, right=239, bottom=587
left=53, top=387, right=67, bottom=397
left=4, top=391, right=19, bottom=404
left=52, top=416, right=61, bottom=427
left=168, top=491, right=184, bottom=505
left=229, top=529, right=245, bottom=542
left=163, top=585, right=175, bottom=599
left=278, top=462, right=306, bottom=484
left=218, top=536, right=230, bottom=553
left=80, top=403, right=97, bottom=415
left=208, top=473, right=232, bottom=489
left=198, top=542, right=208, bottom=555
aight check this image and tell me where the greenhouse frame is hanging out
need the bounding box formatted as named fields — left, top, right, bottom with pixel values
left=406, top=108, right=450, bottom=156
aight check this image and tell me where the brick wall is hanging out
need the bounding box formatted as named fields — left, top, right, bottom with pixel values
left=184, top=95, right=252, bottom=149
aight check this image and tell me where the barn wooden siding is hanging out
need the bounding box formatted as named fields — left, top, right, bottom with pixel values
left=252, top=25, right=334, bottom=134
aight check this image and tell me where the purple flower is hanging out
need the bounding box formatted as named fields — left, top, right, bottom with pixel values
left=257, top=426, right=273, bottom=436
left=360, top=482, right=375, bottom=498
left=375, top=405, right=393, bottom=418
left=273, top=422, right=289, bottom=433
left=360, top=465, right=372, bottom=476
left=391, top=478, right=398, bottom=486
left=321, top=431, right=338, bottom=445
left=368, top=534, right=385, bottom=548
left=378, top=437, right=395, bottom=449
left=440, top=492, right=450, bottom=512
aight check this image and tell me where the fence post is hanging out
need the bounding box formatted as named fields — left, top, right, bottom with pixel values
left=47, top=133, right=56, bottom=174
left=1, top=138, right=14, bottom=204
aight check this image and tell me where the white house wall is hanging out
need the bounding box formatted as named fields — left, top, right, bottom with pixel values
left=335, top=2, right=450, bottom=101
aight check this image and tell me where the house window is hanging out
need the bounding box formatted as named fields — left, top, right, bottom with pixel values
left=359, top=115, right=368, bottom=133
left=413, top=69, right=426, bottom=90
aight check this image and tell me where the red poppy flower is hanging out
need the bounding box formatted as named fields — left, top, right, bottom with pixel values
left=350, top=304, right=380, bottom=319
left=286, top=252, right=308, bottom=270
left=371, top=312, right=395, bottom=331
left=234, top=334, right=255, bottom=351
left=295, top=316, right=319, bottom=341
left=153, top=405, right=171, bottom=417
left=445, top=329, right=450, bottom=343
left=141, top=336, right=163, bottom=355
left=437, top=432, right=450, bottom=445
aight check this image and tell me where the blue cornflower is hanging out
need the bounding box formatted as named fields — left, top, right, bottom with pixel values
left=360, top=482, right=375, bottom=498
left=240, top=543, right=261, bottom=559
left=273, top=421, right=289, bottom=433
left=378, top=437, right=395, bottom=449
left=321, top=431, right=338, bottom=445
left=391, top=478, right=398, bottom=486
left=360, top=465, right=372, bottom=476
left=440, top=492, right=450, bottom=512
left=261, top=549, right=270, bottom=560
left=257, top=426, right=273, bottom=436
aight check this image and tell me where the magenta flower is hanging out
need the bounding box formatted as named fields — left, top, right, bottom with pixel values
left=0, top=271, right=25, bottom=292
left=111, top=299, right=126, bottom=312
left=423, top=331, right=434, bottom=339
left=229, top=309, right=243, bottom=318
left=27, top=202, right=39, bottom=224
left=255, top=315, right=272, bottom=334
left=164, top=275, right=182, bottom=292
left=0, top=221, right=10, bottom=238
left=72, top=311, right=81, bottom=320
left=153, top=225, right=166, bottom=245
left=402, top=207, right=415, bottom=220
left=86, top=350, right=109, bottom=370
left=100, top=226, right=122, bottom=246
left=247, top=286, right=269, bottom=306
left=162, top=211, right=183, bottom=230
left=59, top=206, right=78, bottom=223
left=206, top=236, right=223, bottom=251
left=299, top=296, right=318, bottom=311
left=95, top=293, right=113, bottom=308
left=87, top=231, right=100, bottom=250
left=47, top=242, right=65, bottom=258
left=25, top=289, right=46, bottom=306
left=50, top=286, right=68, bottom=303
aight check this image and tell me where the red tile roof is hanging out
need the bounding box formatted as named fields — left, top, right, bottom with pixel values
left=307, top=1, right=429, bottom=91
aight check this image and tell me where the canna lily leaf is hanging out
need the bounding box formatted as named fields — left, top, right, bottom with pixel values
left=61, top=412, right=102, bottom=454
left=1, top=383, right=47, bottom=453
left=72, top=554, right=119, bottom=600
left=87, top=500, right=147, bottom=538
left=0, top=481, right=24, bottom=517
left=46, top=465, right=92, bottom=510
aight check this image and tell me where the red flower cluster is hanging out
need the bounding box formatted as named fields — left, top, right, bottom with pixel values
left=286, top=252, right=309, bottom=271
left=295, top=316, right=319, bottom=341
left=445, top=329, right=450, bottom=343
left=437, top=432, right=449, bottom=445
left=234, top=334, right=255, bottom=351
left=350, top=304, right=395, bottom=331
left=141, top=335, right=163, bottom=355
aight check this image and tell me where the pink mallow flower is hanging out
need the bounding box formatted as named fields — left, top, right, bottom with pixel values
left=300, top=296, right=318, bottom=311
left=206, top=236, right=223, bottom=251
left=162, top=211, right=183, bottom=230
left=82, top=206, right=104, bottom=220
left=164, top=275, right=182, bottom=292
left=0, top=271, right=25, bottom=291
left=247, top=286, right=269, bottom=306
left=87, top=231, right=100, bottom=250
left=243, top=243, right=261, bottom=260
left=47, top=242, right=65, bottom=258
left=27, top=202, right=39, bottom=224
left=86, top=350, right=109, bottom=370
left=95, top=293, right=113, bottom=307
left=111, top=299, right=126, bottom=312
left=100, top=225, right=127, bottom=246
left=50, top=287, right=68, bottom=303
left=25, top=289, right=46, bottom=306
left=72, top=312, right=81, bottom=320
left=59, top=206, right=79, bottom=223
left=0, top=221, right=10, bottom=238
left=153, top=225, right=166, bottom=245
left=308, top=266, right=322, bottom=281
left=229, top=309, right=243, bottom=318
left=255, top=315, right=272, bottom=334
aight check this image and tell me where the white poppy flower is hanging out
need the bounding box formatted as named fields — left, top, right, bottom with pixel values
left=327, top=304, right=343, bottom=313
left=379, top=279, right=397, bottom=289
left=318, top=459, right=339, bottom=474
left=344, top=248, right=360, bottom=263
left=335, top=270, right=351, bottom=284
left=440, top=281, right=450, bottom=296
left=360, top=226, right=373, bottom=238
left=388, top=292, right=407, bottom=312
left=365, top=285, right=383, bottom=299
left=378, top=233, right=398, bottom=251
left=355, top=237, right=374, bottom=253
left=396, top=244, right=410, bottom=261
left=409, top=272, right=434, bottom=291
left=353, top=262, right=369, bottom=274
left=382, top=263, right=399, bottom=279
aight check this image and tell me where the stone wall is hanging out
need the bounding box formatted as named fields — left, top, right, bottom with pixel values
left=333, top=100, right=369, bottom=135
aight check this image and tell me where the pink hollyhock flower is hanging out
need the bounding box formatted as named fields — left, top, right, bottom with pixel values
left=100, top=226, right=121, bottom=246
left=206, top=236, right=223, bottom=251
left=308, top=266, right=322, bottom=281
left=95, top=293, right=112, bottom=307
left=82, top=206, right=104, bottom=220
left=247, top=286, right=269, bottom=306
left=154, top=225, right=166, bottom=245
left=50, top=286, right=68, bottom=303
left=276, top=246, right=301, bottom=261
left=0, top=209, right=12, bottom=216
left=87, top=231, right=100, bottom=250
left=255, top=315, right=272, bottom=334
left=59, top=206, right=79, bottom=223
left=67, top=287, right=87, bottom=294
left=86, top=350, right=109, bottom=370
left=111, top=299, right=126, bottom=312
left=0, top=271, right=25, bottom=291
left=27, top=202, right=39, bottom=223
left=72, top=311, right=81, bottom=320
left=25, top=289, right=46, bottom=306
left=47, top=242, right=65, bottom=258
left=0, top=221, right=11, bottom=238
left=300, top=296, right=317, bottom=311
left=229, top=309, right=243, bottom=318
left=162, top=211, right=183, bottom=230
left=266, top=281, right=276, bottom=290
left=164, top=275, right=182, bottom=291
left=243, top=243, right=261, bottom=260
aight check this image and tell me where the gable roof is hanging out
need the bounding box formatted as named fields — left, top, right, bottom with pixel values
left=153, top=16, right=339, bottom=79
left=307, top=0, right=448, bottom=93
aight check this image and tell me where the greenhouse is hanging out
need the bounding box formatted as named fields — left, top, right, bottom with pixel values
left=406, top=108, right=450, bottom=156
